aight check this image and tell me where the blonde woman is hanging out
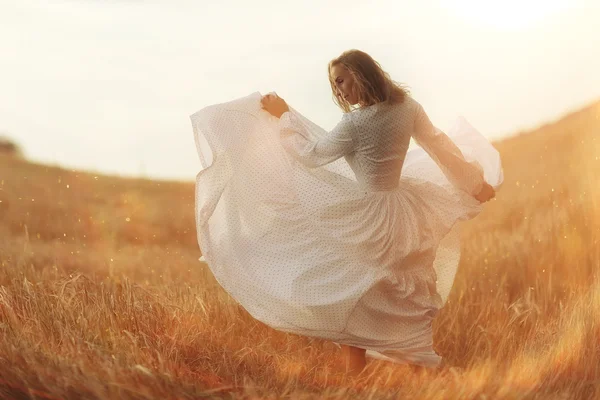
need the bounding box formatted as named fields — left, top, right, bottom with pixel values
left=191, top=49, right=502, bottom=375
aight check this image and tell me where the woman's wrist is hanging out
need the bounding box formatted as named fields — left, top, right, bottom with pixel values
left=472, top=179, right=485, bottom=197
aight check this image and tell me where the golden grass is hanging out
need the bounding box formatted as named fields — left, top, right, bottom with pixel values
left=0, top=101, right=599, bottom=399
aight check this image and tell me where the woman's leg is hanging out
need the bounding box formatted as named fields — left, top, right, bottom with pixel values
left=340, top=345, right=366, bottom=375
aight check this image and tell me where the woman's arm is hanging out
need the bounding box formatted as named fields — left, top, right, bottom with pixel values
left=261, top=93, right=355, bottom=168
left=412, top=100, right=488, bottom=198
left=278, top=111, right=355, bottom=168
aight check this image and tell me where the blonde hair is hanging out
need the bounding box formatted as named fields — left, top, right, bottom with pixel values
left=328, top=49, right=410, bottom=113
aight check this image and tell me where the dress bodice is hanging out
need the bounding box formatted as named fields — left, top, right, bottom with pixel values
left=342, top=101, right=412, bottom=191
left=279, top=96, right=485, bottom=196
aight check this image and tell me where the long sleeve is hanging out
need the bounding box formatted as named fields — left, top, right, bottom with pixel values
left=412, top=101, right=485, bottom=196
left=278, top=111, right=355, bottom=168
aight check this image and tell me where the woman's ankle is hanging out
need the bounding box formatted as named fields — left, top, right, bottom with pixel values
left=340, top=345, right=367, bottom=375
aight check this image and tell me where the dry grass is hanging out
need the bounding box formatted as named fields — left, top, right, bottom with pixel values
left=0, top=101, right=599, bottom=399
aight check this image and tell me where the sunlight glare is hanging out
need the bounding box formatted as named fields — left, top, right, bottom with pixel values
left=441, top=0, right=573, bottom=30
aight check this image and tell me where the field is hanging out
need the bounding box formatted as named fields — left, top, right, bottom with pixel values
left=1, top=101, right=599, bottom=399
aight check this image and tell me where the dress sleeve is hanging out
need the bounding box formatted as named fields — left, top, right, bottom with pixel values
left=412, top=101, right=485, bottom=196
left=278, top=111, right=355, bottom=168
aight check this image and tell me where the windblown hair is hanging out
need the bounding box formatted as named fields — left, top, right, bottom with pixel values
left=328, top=49, right=410, bottom=113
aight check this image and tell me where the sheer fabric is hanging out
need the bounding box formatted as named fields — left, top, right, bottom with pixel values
left=191, top=92, right=503, bottom=366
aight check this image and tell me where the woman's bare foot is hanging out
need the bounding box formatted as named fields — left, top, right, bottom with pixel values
left=340, top=345, right=366, bottom=376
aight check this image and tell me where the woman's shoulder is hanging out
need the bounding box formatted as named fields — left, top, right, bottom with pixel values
left=348, top=96, right=417, bottom=118
left=398, top=95, right=419, bottom=110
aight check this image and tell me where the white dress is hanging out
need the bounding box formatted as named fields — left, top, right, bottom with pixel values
left=190, top=92, right=503, bottom=367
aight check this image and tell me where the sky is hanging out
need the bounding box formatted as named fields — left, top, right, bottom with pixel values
left=1, top=0, right=598, bottom=181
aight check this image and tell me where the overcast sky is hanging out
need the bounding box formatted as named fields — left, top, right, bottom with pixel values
left=1, top=0, right=598, bottom=181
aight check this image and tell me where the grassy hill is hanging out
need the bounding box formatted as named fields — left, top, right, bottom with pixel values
left=0, top=101, right=599, bottom=399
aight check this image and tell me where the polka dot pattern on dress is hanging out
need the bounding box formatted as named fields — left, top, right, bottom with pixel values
left=190, top=91, right=503, bottom=367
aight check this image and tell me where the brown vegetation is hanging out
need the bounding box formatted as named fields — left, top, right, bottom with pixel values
left=0, top=101, right=599, bottom=399
left=0, top=136, right=23, bottom=158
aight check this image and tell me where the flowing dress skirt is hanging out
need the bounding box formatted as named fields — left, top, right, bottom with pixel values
left=191, top=92, right=503, bottom=366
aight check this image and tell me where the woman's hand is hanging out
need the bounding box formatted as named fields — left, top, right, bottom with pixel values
left=474, top=182, right=496, bottom=203
left=261, top=93, right=289, bottom=118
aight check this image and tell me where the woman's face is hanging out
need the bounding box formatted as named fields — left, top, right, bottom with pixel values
left=330, top=64, right=359, bottom=106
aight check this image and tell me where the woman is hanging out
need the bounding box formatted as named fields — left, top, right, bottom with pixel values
left=191, top=49, right=502, bottom=375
